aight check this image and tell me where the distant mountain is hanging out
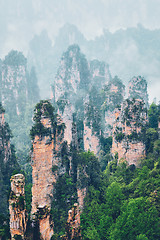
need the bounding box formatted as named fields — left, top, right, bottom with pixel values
left=28, top=23, right=160, bottom=102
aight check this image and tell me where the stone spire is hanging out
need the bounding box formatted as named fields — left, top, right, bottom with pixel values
left=9, top=174, right=27, bottom=240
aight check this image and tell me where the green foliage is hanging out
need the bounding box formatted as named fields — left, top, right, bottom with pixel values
left=62, top=44, right=90, bottom=89
left=0, top=214, right=10, bottom=239
left=17, top=195, right=25, bottom=210
left=115, top=131, right=125, bottom=142
left=25, top=183, right=32, bottom=213
left=145, top=128, right=158, bottom=153
left=52, top=165, right=58, bottom=172
left=77, top=151, right=101, bottom=188
left=3, top=50, right=27, bottom=66
left=85, top=86, right=103, bottom=135
left=0, top=103, right=5, bottom=114
left=81, top=139, right=160, bottom=240
left=101, top=76, right=125, bottom=112
left=14, top=234, right=23, bottom=240
left=30, top=100, right=65, bottom=140
left=110, top=198, right=160, bottom=240
left=136, top=234, right=149, bottom=240
left=148, top=103, right=160, bottom=128
left=51, top=173, right=77, bottom=236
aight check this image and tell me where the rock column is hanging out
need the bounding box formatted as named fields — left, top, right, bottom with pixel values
left=9, top=174, right=27, bottom=240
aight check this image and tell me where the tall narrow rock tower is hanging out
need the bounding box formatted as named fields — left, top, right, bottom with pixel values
left=30, top=100, right=65, bottom=240
left=111, top=99, right=147, bottom=166
left=9, top=174, right=27, bottom=240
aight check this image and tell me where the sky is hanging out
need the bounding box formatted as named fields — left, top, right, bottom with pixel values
left=1, top=0, right=160, bottom=102
left=1, top=0, right=160, bottom=54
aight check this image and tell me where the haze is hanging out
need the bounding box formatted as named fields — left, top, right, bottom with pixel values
left=1, top=0, right=160, bottom=102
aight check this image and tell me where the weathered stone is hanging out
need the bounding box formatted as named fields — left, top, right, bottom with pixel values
left=111, top=99, right=147, bottom=166
left=128, top=76, right=149, bottom=108
left=1, top=60, right=28, bottom=117
left=9, top=174, right=27, bottom=240
left=102, top=76, right=125, bottom=137
left=89, top=59, right=111, bottom=89
left=83, top=121, right=100, bottom=155
left=62, top=203, right=81, bottom=240
left=31, top=102, right=64, bottom=240
left=77, top=188, right=87, bottom=211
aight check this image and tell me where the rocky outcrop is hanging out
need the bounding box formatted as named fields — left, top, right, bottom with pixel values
left=52, top=45, right=116, bottom=155
left=0, top=103, right=19, bottom=215
left=128, top=76, right=149, bottom=108
left=9, top=174, right=27, bottom=240
left=83, top=95, right=101, bottom=155
left=30, top=100, right=65, bottom=240
left=89, top=59, right=111, bottom=89
left=83, top=122, right=100, bottom=155
left=57, top=101, right=74, bottom=145
left=63, top=203, right=81, bottom=240
left=77, top=187, right=87, bottom=211
left=1, top=51, right=28, bottom=118
left=102, top=76, right=125, bottom=137
left=0, top=50, right=40, bottom=163
left=111, top=99, right=147, bottom=166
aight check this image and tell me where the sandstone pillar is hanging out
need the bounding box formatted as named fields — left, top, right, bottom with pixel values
left=9, top=174, right=27, bottom=240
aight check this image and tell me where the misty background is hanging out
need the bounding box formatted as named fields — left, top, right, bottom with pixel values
left=1, top=0, right=160, bottom=102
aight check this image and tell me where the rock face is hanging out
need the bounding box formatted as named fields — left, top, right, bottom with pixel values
left=0, top=50, right=39, bottom=162
left=89, top=60, right=111, bottom=89
left=63, top=203, right=81, bottom=240
left=102, top=76, right=125, bottom=137
left=0, top=103, right=19, bottom=215
left=9, top=174, right=27, bottom=240
left=52, top=45, right=112, bottom=155
left=0, top=50, right=39, bottom=118
left=30, top=100, right=65, bottom=240
left=54, top=44, right=90, bottom=147
left=111, top=99, right=147, bottom=166
left=77, top=187, right=87, bottom=211
left=128, top=76, right=149, bottom=108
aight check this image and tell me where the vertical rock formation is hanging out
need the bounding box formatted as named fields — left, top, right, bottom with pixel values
left=9, top=174, right=27, bottom=239
left=111, top=99, right=147, bottom=166
left=77, top=187, right=87, bottom=211
left=102, top=76, right=125, bottom=137
left=52, top=44, right=115, bottom=155
left=83, top=95, right=101, bottom=155
left=0, top=50, right=40, bottom=162
left=30, top=100, right=65, bottom=240
left=89, top=60, right=111, bottom=89
left=63, top=203, right=81, bottom=240
left=57, top=101, right=74, bottom=145
left=128, top=76, right=149, bottom=108
left=0, top=103, right=19, bottom=215
left=53, top=44, right=90, bottom=148
left=83, top=61, right=111, bottom=155
left=1, top=50, right=32, bottom=118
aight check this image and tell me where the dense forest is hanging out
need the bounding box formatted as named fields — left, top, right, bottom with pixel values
left=0, top=41, right=160, bottom=240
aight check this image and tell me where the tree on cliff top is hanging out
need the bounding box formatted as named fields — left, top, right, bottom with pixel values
left=3, top=50, right=27, bottom=66
left=30, top=100, right=65, bottom=140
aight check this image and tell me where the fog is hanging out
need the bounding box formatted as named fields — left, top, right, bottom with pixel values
left=1, top=0, right=160, bottom=102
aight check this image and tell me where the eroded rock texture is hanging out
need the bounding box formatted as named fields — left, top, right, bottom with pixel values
left=102, top=76, right=125, bottom=137
left=128, top=76, right=149, bottom=108
left=31, top=100, right=65, bottom=240
left=112, top=99, right=147, bottom=166
left=0, top=104, right=19, bottom=214
left=9, top=174, right=27, bottom=240
left=52, top=45, right=113, bottom=155
left=0, top=50, right=39, bottom=161
left=62, top=203, right=81, bottom=240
